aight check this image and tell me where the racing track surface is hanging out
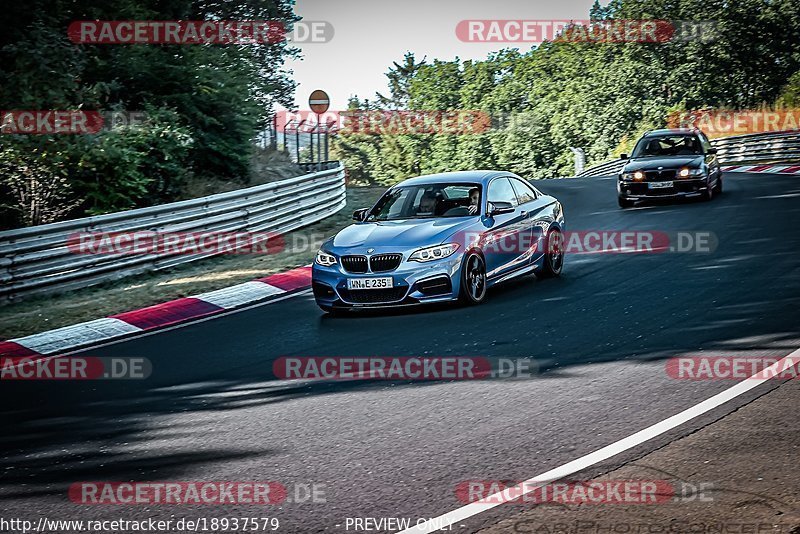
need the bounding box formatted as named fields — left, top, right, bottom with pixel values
left=2, top=172, right=799, bottom=533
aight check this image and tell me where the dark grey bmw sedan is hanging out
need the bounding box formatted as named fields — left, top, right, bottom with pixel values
left=617, top=128, right=722, bottom=207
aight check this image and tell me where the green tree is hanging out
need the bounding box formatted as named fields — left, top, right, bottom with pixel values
left=0, top=0, right=299, bottom=226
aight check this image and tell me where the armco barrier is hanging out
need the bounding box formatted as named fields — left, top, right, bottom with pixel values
left=710, top=130, right=800, bottom=165
left=578, top=130, right=800, bottom=177
left=0, top=162, right=346, bottom=302
left=578, top=158, right=627, bottom=177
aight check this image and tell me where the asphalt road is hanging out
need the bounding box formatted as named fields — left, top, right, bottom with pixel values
left=2, top=172, right=799, bottom=533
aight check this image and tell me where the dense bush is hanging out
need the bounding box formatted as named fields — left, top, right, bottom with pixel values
left=77, top=109, right=193, bottom=214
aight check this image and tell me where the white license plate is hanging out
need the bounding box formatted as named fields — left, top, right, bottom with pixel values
left=347, top=277, right=393, bottom=290
left=649, top=181, right=673, bottom=189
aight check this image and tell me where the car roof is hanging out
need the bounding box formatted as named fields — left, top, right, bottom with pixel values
left=643, top=128, right=699, bottom=137
left=395, top=170, right=512, bottom=187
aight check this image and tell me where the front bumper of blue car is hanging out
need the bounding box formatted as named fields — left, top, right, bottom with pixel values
left=311, top=252, right=464, bottom=309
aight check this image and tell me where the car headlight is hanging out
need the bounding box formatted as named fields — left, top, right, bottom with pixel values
left=315, top=250, right=337, bottom=266
left=678, top=167, right=705, bottom=178
left=408, top=243, right=460, bottom=262
left=621, top=171, right=644, bottom=181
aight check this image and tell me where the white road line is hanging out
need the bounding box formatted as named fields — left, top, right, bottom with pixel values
left=399, top=349, right=800, bottom=534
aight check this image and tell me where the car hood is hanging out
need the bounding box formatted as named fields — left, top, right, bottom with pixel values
left=623, top=156, right=704, bottom=171
left=331, top=218, right=477, bottom=251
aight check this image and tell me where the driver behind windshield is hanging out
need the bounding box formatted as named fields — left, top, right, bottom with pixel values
left=676, top=137, right=699, bottom=155
left=416, top=192, right=437, bottom=216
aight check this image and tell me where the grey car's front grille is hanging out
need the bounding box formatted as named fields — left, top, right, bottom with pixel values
left=645, top=170, right=677, bottom=181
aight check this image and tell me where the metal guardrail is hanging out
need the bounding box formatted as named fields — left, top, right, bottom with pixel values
left=0, top=162, right=346, bottom=302
left=577, top=130, right=800, bottom=177
left=708, top=130, right=800, bottom=165
left=578, top=159, right=627, bottom=177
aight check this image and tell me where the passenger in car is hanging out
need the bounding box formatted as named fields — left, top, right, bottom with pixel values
left=468, top=187, right=480, bottom=215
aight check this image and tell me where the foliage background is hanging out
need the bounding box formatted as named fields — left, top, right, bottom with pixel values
left=333, top=0, right=800, bottom=186
left=0, top=0, right=298, bottom=228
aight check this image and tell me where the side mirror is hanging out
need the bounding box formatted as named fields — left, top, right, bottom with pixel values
left=487, top=201, right=515, bottom=216
left=707, top=148, right=717, bottom=155
left=352, top=208, right=369, bottom=222
left=620, top=153, right=629, bottom=160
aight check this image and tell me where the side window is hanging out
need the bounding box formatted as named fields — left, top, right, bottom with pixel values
left=487, top=178, right=518, bottom=206
left=698, top=133, right=713, bottom=153
left=510, top=178, right=537, bottom=205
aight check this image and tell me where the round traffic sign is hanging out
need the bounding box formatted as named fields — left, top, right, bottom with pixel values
left=309, top=90, right=330, bottom=114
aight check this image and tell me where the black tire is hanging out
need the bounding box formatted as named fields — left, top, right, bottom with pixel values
left=459, top=252, right=487, bottom=305
left=702, top=182, right=714, bottom=201
left=713, top=173, right=723, bottom=193
left=539, top=228, right=564, bottom=278
left=618, top=196, right=634, bottom=208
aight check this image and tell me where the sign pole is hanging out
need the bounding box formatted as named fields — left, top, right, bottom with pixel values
left=317, top=113, right=322, bottom=170
left=324, top=121, right=330, bottom=162
left=308, top=89, right=331, bottom=171
left=295, top=121, right=301, bottom=163
left=309, top=123, right=314, bottom=166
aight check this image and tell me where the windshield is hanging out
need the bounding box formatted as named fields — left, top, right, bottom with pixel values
left=632, top=135, right=703, bottom=157
left=366, top=183, right=482, bottom=221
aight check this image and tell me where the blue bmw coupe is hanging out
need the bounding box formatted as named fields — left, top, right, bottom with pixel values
left=312, top=170, right=565, bottom=313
